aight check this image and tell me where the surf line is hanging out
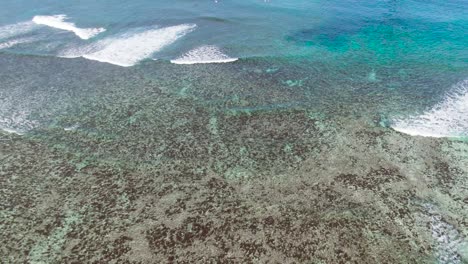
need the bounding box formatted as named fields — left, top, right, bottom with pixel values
left=391, top=79, right=468, bottom=138
left=171, top=45, right=238, bottom=64
left=80, top=24, right=197, bottom=67
left=32, top=15, right=106, bottom=40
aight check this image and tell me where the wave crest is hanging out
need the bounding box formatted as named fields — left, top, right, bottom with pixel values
left=77, top=24, right=196, bottom=67
left=32, top=15, right=105, bottom=40
left=171, top=45, right=238, bottom=64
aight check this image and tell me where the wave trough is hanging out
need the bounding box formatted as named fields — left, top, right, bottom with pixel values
left=79, top=24, right=196, bottom=67
left=392, top=79, right=468, bottom=138
left=171, top=45, right=238, bottom=64
left=32, top=15, right=105, bottom=40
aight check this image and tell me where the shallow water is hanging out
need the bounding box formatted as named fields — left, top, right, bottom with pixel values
left=0, top=1, right=467, bottom=263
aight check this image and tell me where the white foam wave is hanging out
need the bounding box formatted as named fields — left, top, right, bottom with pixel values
left=0, top=37, right=36, bottom=50
left=78, top=24, right=196, bottom=67
left=32, top=15, right=105, bottom=40
left=0, top=21, right=37, bottom=40
left=392, top=79, right=468, bottom=138
left=59, top=44, right=100, bottom=59
left=423, top=203, right=465, bottom=264
left=171, top=45, right=238, bottom=64
left=64, top=124, right=79, bottom=131
left=0, top=112, right=38, bottom=135
left=0, top=127, right=24, bottom=135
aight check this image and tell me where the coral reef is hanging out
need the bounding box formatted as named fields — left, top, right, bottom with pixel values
left=1, top=54, right=467, bottom=263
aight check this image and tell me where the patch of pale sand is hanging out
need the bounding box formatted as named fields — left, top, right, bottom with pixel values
left=126, top=224, right=156, bottom=263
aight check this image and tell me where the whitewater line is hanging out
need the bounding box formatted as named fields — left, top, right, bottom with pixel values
left=392, top=79, right=468, bottom=138
left=171, top=45, right=238, bottom=64
left=32, top=15, right=105, bottom=40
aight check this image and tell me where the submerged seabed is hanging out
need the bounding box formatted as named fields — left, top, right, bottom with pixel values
left=0, top=54, right=467, bottom=263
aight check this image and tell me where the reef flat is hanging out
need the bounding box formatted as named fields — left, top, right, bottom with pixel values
left=0, top=54, right=467, bottom=263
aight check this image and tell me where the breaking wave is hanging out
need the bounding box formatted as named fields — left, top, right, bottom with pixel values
left=392, top=79, right=468, bottom=138
left=171, top=45, right=238, bottom=64
left=32, top=15, right=105, bottom=40
left=65, top=24, right=196, bottom=66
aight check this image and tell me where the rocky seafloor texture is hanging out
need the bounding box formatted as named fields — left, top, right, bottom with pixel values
left=0, top=55, right=467, bottom=263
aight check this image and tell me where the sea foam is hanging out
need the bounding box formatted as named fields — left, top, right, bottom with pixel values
left=80, top=24, right=196, bottom=67
left=392, top=79, right=468, bottom=138
left=0, top=112, right=38, bottom=136
left=171, top=45, right=238, bottom=64
left=32, top=15, right=105, bottom=40
left=0, top=21, right=37, bottom=40
left=0, top=37, right=36, bottom=50
left=0, top=127, right=25, bottom=135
